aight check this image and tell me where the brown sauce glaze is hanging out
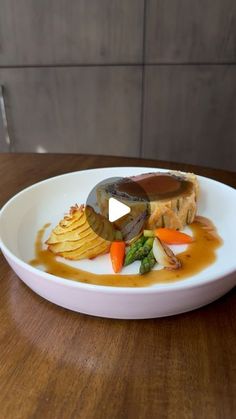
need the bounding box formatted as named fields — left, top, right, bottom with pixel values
left=29, top=217, right=222, bottom=287
left=116, top=173, right=192, bottom=201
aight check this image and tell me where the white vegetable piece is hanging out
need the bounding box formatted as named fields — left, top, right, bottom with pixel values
left=152, top=237, right=181, bottom=270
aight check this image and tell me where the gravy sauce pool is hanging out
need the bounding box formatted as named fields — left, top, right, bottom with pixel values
left=29, top=216, right=222, bottom=287
left=116, top=174, right=192, bottom=201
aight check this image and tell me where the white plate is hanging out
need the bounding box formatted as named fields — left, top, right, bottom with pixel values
left=0, top=167, right=236, bottom=319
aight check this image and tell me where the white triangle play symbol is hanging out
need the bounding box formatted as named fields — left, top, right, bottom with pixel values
left=108, top=197, right=131, bottom=222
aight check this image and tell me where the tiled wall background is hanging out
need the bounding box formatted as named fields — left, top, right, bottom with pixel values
left=0, top=0, right=235, bottom=170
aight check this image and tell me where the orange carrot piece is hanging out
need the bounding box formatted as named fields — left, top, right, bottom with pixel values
left=110, top=241, right=126, bottom=273
left=155, top=228, right=193, bottom=245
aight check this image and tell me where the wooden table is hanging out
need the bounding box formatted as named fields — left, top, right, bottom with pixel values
left=0, top=153, right=235, bottom=419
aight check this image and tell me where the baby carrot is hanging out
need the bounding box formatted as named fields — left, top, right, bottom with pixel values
left=155, top=228, right=193, bottom=245
left=110, top=241, right=126, bottom=273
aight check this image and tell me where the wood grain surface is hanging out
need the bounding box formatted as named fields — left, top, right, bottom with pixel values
left=0, top=153, right=235, bottom=419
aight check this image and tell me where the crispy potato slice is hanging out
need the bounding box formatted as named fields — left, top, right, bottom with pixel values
left=46, top=205, right=115, bottom=260
left=47, top=212, right=99, bottom=244
left=48, top=220, right=104, bottom=253
left=60, top=242, right=110, bottom=260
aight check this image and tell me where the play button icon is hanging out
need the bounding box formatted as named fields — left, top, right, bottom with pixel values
left=85, top=176, right=150, bottom=241
left=108, top=197, right=131, bottom=222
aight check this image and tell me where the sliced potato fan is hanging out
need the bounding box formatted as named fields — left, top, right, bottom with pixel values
left=46, top=205, right=115, bottom=260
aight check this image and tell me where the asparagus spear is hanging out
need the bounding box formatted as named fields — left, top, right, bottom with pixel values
left=135, top=237, right=154, bottom=260
left=143, top=229, right=155, bottom=238
left=125, top=236, right=155, bottom=266
left=139, top=249, right=156, bottom=275
left=124, top=236, right=147, bottom=266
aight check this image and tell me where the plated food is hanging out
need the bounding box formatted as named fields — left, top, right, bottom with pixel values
left=0, top=166, right=235, bottom=318
left=97, top=171, right=199, bottom=230
left=43, top=170, right=220, bottom=281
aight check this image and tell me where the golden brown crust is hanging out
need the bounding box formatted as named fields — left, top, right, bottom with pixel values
left=145, top=172, right=198, bottom=230
left=46, top=205, right=115, bottom=260
left=97, top=171, right=199, bottom=230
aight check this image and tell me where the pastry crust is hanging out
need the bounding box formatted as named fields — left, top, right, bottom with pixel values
left=97, top=171, right=199, bottom=230
left=146, top=172, right=199, bottom=230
